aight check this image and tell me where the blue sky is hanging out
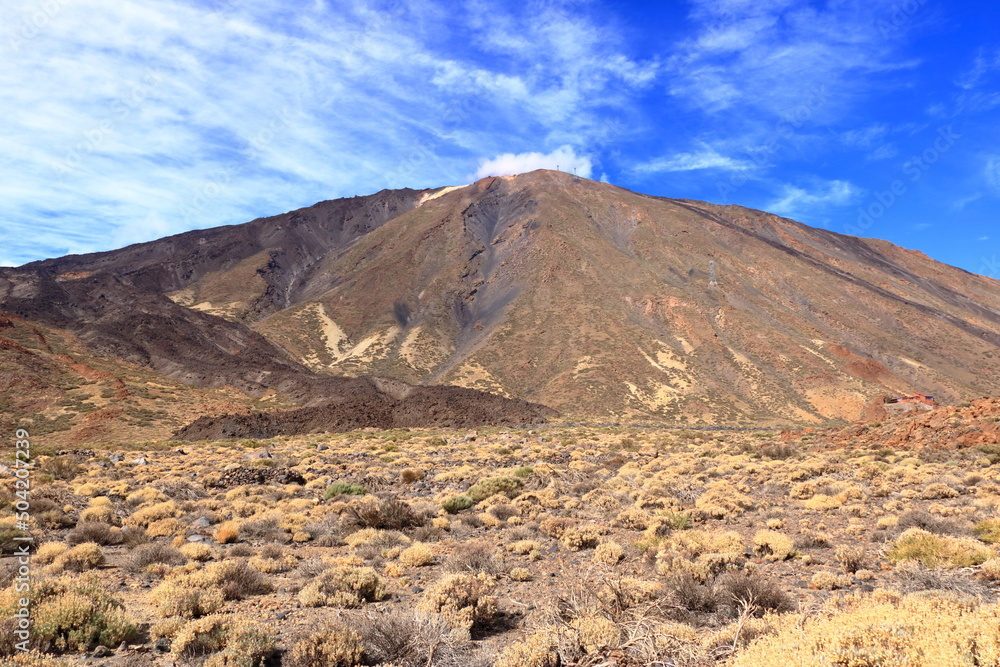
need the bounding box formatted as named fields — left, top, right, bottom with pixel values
left=3, top=0, right=999, bottom=278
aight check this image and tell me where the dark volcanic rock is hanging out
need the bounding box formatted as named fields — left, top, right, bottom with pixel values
left=175, top=383, right=556, bottom=440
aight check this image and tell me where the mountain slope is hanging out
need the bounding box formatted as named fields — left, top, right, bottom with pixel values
left=251, top=171, right=1000, bottom=423
left=0, top=188, right=556, bottom=439
left=5, top=170, right=1000, bottom=426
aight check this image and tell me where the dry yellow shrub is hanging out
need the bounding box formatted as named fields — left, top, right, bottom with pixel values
left=804, top=494, right=842, bottom=511
left=809, top=571, right=852, bottom=590
left=126, top=487, right=167, bottom=506
left=214, top=520, right=241, bottom=544
left=695, top=481, right=754, bottom=518
left=593, top=540, right=626, bottom=566
left=171, top=615, right=273, bottom=665
left=384, top=562, right=406, bottom=577
left=980, top=558, right=1000, bottom=581
left=150, top=582, right=225, bottom=618
left=493, top=628, right=560, bottom=667
left=49, top=542, right=105, bottom=573
left=508, top=539, right=541, bottom=555
left=877, top=516, right=899, bottom=529
left=73, top=482, right=105, bottom=497
left=126, top=500, right=180, bottom=527
left=179, top=542, right=214, bottom=561
left=344, top=528, right=410, bottom=550
left=249, top=555, right=298, bottom=573
left=729, top=593, right=1000, bottom=667
left=656, top=529, right=744, bottom=580
left=416, top=573, right=497, bottom=633
left=398, top=542, right=435, bottom=567
left=752, top=530, right=795, bottom=561
left=919, top=482, right=960, bottom=499
left=615, top=507, right=651, bottom=530
left=298, top=566, right=385, bottom=608
left=147, top=518, right=186, bottom=538
left=569, top=614, right=619, bottom=654
left=149, top=616, right=187, bottom=641
left=597, top=577, right=662, bottom=609
left=286, top=624, right=362, bottom=667
left=561, top=525, right=603, bottom=551
left=34, top=542, right=68, bottom=565
left=79, top=498, right=118, bottom=525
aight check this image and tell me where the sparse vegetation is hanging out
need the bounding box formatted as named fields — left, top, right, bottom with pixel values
left=2, top=420, right=999, bottom=663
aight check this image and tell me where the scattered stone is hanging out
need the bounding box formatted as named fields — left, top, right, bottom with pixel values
left=108, top=453, right=124, bottom=463
left=213, top=466, right=306, bottom=488
left=92, top=646, right=111, bottom=658
left=154, top=638, right=170, bottom=652
left=130, top=457, right=148, bottom=465
left=187, top=535, right=205, bottom=542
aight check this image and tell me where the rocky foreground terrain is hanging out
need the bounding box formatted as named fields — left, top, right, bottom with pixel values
left=1, top=398, right=998, bottom=665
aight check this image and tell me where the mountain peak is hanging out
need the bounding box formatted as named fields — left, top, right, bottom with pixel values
left=4, top=176, right=1000, bottom=428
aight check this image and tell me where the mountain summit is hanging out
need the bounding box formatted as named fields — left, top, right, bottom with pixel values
left=5, top=170, right=1000, bottom=428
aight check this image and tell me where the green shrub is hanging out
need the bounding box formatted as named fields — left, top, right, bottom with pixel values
left=466, top=476, right=523, bottom=503
left=888, top=528, right=992, bottom=568
left=973, top=519, right=1000, bottom=544
left=441, top=495, right=474, bottom=514
left=324, top=482, right=368, bottom=500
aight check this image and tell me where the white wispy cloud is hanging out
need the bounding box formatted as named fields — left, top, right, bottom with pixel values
left=944, top=49, right=1000, bottom=117
left=839, top=124, right=900, bottom=161
left=986, top=155, right=1000, bottom=194
left=659, top=0, right=926, bottom=223
left=473, top=146, right=592, bottom=179
left=0, top=0, right=656, bottom=265
left=956, top=48, right=1000, bottom=90
left=669, top=0, right=918, bottom=118
left=633, top=148, right=753, bottom=173
left=953, top=192, right=984, bottom=210
left=766, top=180, right=859, bottom=219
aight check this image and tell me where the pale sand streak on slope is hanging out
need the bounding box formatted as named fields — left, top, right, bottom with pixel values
left=417, top=185, right=467, bottom=207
